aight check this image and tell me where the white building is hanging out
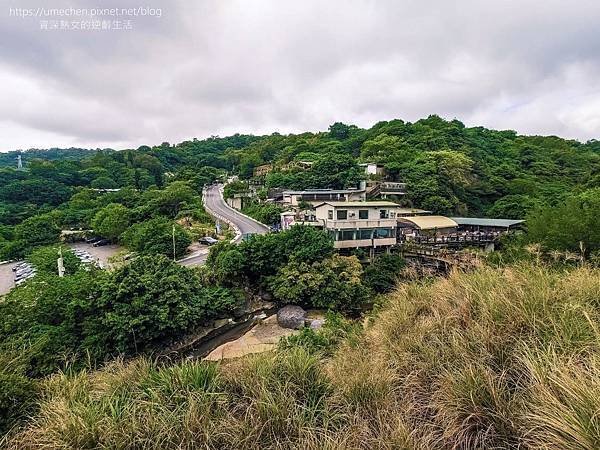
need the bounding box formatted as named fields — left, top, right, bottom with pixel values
left=281, top=188, right=366, bottom=206
left=314, top=201, right=400, bottom=250
left=359, top=162, right=386, bottom=177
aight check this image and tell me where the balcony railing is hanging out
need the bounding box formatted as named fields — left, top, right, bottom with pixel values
left=324, top=219, right=397, bottom=229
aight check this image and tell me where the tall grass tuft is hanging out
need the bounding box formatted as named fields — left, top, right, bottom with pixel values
left=6, top=263, right=600, bottom=449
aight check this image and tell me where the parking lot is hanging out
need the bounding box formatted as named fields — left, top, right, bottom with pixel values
left=0, top=261, right=17, bottom=296
left=68, top=242, right=123, bottom=269
left=0, top=243, right=123, bottom=297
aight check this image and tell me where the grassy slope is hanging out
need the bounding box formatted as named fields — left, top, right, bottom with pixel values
left=5, top=264, right=600, bottom=449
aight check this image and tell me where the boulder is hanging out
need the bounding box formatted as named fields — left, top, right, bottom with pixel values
left=277, top=305, right=307, bottom=329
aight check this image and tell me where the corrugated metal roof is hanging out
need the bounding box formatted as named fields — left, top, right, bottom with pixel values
left=315, top=201, right=400, bottom=208
left=451, top=217, right=524, bottom=228
left=396, top=208, right=430, bottom=215
left=399, top=216, right=458, bottom=230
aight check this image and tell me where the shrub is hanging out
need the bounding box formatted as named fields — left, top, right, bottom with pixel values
left=362, top=253, right=406, bottom=293
left=0, top=371, right=38, bottom=436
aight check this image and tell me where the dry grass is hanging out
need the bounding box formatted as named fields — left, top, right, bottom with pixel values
left=5, top=263, right=600, bottom=449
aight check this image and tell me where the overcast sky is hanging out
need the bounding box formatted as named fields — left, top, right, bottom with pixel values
left=1, top=0, right=600, bottom=151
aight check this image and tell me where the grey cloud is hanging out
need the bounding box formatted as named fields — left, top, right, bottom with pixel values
left=1, top=0, right=600, bottom=151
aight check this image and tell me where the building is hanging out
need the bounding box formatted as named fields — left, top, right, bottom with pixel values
left=281, top=188, right=366, bottom=206
left=397, top=216, right=459, bottom=238
left=314, top=201, right=400, bottom=250
left=226, top=192, right=252, bottom=210
left=359, top=162, right=386, bottom=177
left=450, top=217, right=524, bottom=233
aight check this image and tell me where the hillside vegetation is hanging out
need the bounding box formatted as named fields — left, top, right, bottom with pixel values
left=2, top=116, right=600, bottom=263
left=4, top=263, right=600, bottom=449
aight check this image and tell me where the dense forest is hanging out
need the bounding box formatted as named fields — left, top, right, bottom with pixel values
left=1, top=116, right=600, bottom=446
left=2, top=115, right=599, bottom=263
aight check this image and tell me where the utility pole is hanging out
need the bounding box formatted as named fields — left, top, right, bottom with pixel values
left=57, top=247, right=65, bottom=277
left=172, top=224, right=176, bottom=261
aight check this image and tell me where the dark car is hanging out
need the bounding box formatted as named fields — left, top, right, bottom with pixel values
left=92, top=239, right=111, bottom=247
left=85, top=236, right=102, bottom=244
left=199, top=236, right=219, bottom=246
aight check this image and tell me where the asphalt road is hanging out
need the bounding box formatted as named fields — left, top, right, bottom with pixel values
left=203, top=184, right=270, bottom=237
left=179, top=250, right=209, bottom=267
left=0, top=186, right=267, bottom=296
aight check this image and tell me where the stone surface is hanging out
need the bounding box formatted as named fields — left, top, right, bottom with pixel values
left=204, top=314, right=296, bottom=361
left=307, top=318, right=325, bottom=329
left=277, top=305, right=307, bottom=329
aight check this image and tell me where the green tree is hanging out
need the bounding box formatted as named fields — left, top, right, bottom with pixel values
left=90, top=176, right=118, bottom=189
left=122, top=217, right=192, bottom=258
left=362, top=253, right=406, bottom=293
left=15, top=214, right=61, bottom=248
left=527, top=189, right=600, bottom=256
left=88, top=255, right=238, bottom=354
left=270, top=255, right=368, bottom=311
left=92, top=203, right=131, bottom=241
left=27, top=246, right=81, bottom=275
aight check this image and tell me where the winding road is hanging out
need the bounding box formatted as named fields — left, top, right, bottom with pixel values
left=203, top=184, right=271, bottom=238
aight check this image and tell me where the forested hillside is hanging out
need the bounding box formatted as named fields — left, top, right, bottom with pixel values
left=2, top=115, right=598, bottom=262
left=1, top=116, right=600, bottom=447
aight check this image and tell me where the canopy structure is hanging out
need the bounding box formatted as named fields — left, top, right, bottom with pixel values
left=450, top=217, right=524, bottom=228
left=398, top=215, right=458, bottom=230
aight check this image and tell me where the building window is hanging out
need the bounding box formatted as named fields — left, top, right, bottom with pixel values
left=328, top=210, right=333, bottom=219
left=379, top=209, right=389, bottom=219
left=375, top=228, right=392, bottom=239
left=359, top=229, right=373, bottom=240
left=337, top=210, right=348, bottom=220
left=340, top=230, right=355, bottom=240
left=359, top=209, right=369, bottom=219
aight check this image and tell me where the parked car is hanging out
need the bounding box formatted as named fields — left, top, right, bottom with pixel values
left=85, top=236, right=101, bottom=244
left=199, top=236, right=219, bottom=246
left=93, top=239, right=111, bottom=247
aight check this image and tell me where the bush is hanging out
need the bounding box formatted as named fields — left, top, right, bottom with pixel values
left=0, top=371, right=38, bottom=435
left=362, top=253, right=405, bottom=293
left=279, top=312, right=361, bottom=356
left=0, top=255, right=239, bottom=377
